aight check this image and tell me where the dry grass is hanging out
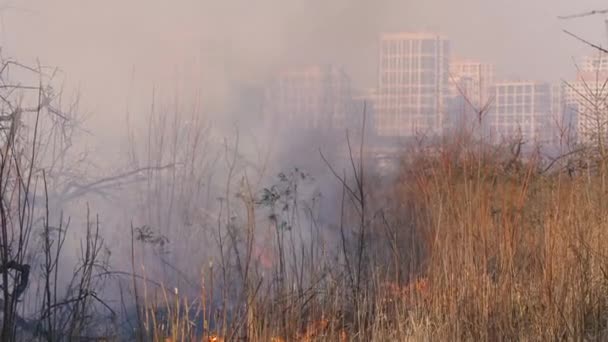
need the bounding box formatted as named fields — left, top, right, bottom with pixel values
left=382, top=137, right=608, bottom=340
left=130, top=134, right=608, bottom=341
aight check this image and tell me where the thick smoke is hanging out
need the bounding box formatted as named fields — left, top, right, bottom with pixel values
left=0, top=0, right=605, bottom=339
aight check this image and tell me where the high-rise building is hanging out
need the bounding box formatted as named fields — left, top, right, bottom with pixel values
left=564, top=54, right=608, bottom=144
left=447, top=59, right=495, bottom=133
left=449, top=59, right=494, bottom=105
left=351, top=88, right=377, bottom=133
left=487, top=81, right=555, bottom=144
left=549, top=83, right=577, bottom=146
left=263, top=64, right=353, bottom=132
left=375, top=32, right=450, bottom=137
left=580, top=54, right=608, bottom=73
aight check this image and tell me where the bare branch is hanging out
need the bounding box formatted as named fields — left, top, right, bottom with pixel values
left=563, top=29, right=608, bottom=54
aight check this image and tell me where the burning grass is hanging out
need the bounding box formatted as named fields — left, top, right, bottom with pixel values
left=125, top=134, right=608, bottom=341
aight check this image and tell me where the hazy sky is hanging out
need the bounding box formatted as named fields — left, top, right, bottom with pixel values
left=0, top=0, right=606, bottom=141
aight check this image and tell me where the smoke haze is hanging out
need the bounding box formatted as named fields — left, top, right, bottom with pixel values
left=0, top=1, right=607, bottom=339
left=0, top=0, right=605, bottom=145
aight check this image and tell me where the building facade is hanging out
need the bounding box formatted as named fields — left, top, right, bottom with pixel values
left=447, top=59, right=495, bottom=134
left=580, top=54, right=608, bottom=73
left=549, top=83, right=577, bottom=146
left=375, top=32, right=450, bottom=137
left=563, top=54, right=608, bottom=144
left=487, top=81, right=555, bottom=144
left=263, top=65, right=353, bottom=133
left=351, top=88, right=377, bottom=133
left=448, top=59, right=494, bottom=106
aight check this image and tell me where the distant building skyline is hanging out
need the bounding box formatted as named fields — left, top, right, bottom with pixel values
left=375, top=32, right=450, bottom=137
left=447, top=59, right=495, bottom=135
left=351, top=87, right=377, bottom=132
left=486, top=81, right=555, bottom=144
left=580, top=54, right=608, bottom=74
left=263, top=64, right=354, bottom=133
left=548, top=83, right=577, bottom=146
left=254, top=31, right=608, bottom=147
left=448, top=59, right=495, bottom=106
left=564, top=53, right=608, bottom=145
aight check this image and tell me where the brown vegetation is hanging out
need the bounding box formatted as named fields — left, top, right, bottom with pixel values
left=129, top=127, right=608, bottom=341
left=5, top=51, right=608, bottom=341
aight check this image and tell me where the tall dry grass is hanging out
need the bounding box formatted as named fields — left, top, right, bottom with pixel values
left=383, top=137, right=608, bottom=340
left=132, top=132, right=608, bottom=341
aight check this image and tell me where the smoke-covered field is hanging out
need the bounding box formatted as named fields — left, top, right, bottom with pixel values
left=0, top=1, right=606, bottom=341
